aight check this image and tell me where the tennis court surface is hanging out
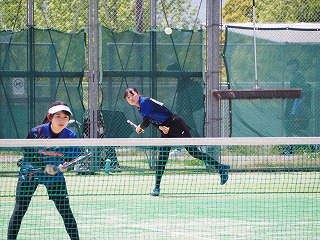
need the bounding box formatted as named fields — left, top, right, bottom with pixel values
left=1, top=138, right=319, bottom=239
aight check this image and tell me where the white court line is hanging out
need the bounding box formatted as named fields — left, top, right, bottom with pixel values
left=130, top=225, right=215, bottom=240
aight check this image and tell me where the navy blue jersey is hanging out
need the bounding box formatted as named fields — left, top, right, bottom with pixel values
left=138, top=97, right=173, bottom=125
left=21, top=122, right=80, bottom=184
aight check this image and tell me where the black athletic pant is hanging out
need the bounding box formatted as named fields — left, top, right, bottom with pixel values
left=154, top=115, right=221, bottom=189
left=8, top=177, right=79, bottom=240
left=155, top=145, right=220, bottom=189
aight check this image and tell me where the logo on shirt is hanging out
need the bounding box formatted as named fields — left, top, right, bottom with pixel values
left=150, top=98, right=163, bottom=106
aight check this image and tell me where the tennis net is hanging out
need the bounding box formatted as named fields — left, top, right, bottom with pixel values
left=1, top=137, right=319, bottom=239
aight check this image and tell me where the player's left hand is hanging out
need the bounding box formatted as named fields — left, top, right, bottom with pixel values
left=45, top=164, right=59, bottom=175
left=159, top=126, right=170, bottom=134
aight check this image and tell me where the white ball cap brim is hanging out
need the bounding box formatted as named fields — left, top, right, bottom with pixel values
left=48, top=105, right=73, bottom=115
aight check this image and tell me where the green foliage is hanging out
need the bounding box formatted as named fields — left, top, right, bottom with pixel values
left=258, top=0, right=320, bottom=22
left=223, top=0, right=320, bottom=23
left=0, top=0, right=201, bottom=32
left=222, top=0, right=252, bottom=23
left=0, top=0, right=26, bottom=30
left=156, top=0, right=201, bottom=29
left=1, top=0, right=319, bottom=31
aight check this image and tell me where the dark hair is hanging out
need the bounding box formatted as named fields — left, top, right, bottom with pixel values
left=49, top=100, right=68, bottom=108
left=42, top=101, right=71, bottom=124
left=123, top=88, right=139, bottom=99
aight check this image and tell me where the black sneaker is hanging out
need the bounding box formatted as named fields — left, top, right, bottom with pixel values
left=219, top=164, right=230, bottom=185
left=150, top=187, right=160, bottom=196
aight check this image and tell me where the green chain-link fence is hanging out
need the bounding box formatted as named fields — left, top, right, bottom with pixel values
left=222, top=0, right=320, bottom=137
left=0, top=0, right=319, bottom=138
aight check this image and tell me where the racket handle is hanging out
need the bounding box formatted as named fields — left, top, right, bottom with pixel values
left=127, top=120, right=144, bottom=133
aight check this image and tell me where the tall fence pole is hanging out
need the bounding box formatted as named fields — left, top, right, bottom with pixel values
left=93, top=0, right=100, bottom=120
left=150, top=0, right=156, bottom=29
left=88, top=0, right=99, bottom=138
left=26, top=0, right=35, bottom=130
left=206, top=0, right=221, bottom=137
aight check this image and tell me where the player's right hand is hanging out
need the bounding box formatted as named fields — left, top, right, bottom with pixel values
left=136, top=125, right=144, bottom=134
left=58, top=164, right=68, bottom=172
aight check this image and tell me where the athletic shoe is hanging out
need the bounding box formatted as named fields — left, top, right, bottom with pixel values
left=110, top=165, right=122, bottom=172
left=219, top=164, right=230, bottom=185
left=150, top=187, right=160, bottom=196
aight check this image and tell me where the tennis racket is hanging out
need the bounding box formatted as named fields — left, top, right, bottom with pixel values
left=20, top=152, right=91, bottom=174
left=20, top=153, right=89, bottom=180
left=127, top=120, right=144, bottom=133
left=57, top=152, right=91, bottom=170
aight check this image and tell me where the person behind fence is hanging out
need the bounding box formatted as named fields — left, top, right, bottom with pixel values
left=283, top=59, right=310, bottom=154
left=167, top=62, right=205, bottom=137
left=124, top=87, right=230, bottom=196
left=8, top=101, right=81, bottom=240
left=83, top=112, right=121, bottom=171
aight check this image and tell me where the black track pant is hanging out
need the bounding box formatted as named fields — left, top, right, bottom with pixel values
left=154, top=115, right=221, bottom=189
left=155, top=145, right=220, bottom=189
left=8, top=178, right=79, bottom=240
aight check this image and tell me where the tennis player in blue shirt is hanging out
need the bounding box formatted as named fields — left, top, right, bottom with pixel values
left=8, top=101, right=80, bottom=240
left=124, top=88, right=230, bottom=196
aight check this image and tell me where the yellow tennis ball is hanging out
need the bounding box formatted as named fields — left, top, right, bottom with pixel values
left=164, top=27, right=172, bottom=35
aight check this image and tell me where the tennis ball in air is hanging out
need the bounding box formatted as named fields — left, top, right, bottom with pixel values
left=164, top=27, right=172, bottom=35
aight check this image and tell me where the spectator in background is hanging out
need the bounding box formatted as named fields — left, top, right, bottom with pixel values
left=283, top=59, right=311, bottom=154
left=83, top=112, right=121, bottom=171
left=167, top=62, right=205, bottom=137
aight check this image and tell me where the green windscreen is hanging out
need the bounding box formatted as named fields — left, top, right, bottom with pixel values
left=0, top=27, right=86, bottom=138
left=99, top=27, right=205, bottom=138
left=223, top=26, right=320, bottom=137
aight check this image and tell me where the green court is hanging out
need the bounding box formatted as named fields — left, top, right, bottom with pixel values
left=1, top=172, right=319, bottom=239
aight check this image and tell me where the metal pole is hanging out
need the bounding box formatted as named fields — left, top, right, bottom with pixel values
left=27, top=0, right=35, bottom=130
left=27, top=0, right=34, bottom=26
left=87, top=0, right=100, bottom=172
left=149, top=0, right=158, bottom=163
left=88, top=0, right=98, bottom=138
left=136, top=0, right=144, bottom=32
left=206, top=0, right=221, bottom=137
left=252, top=0, right=260, bottom=90
left=93, top=0, right=100, bottom=116
left=135, top=0, right=144, bottom=90
left=150, top=0, right=156, bottom=29
left=149, top=0, right=157, bottom=138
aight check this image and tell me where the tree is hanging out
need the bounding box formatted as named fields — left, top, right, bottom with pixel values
left=222, top=0, right=252, bottom=23
left=0, top=0, right=89, bottom=32
left=223, top=0, right=320, bottom=23
left=0, top=0, right=201, bottom=32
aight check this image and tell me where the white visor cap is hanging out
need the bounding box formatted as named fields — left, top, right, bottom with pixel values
left=48, top=105, right=73, bottom=115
